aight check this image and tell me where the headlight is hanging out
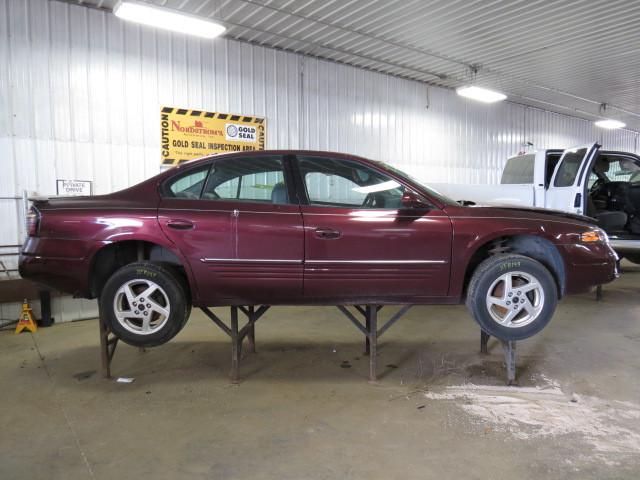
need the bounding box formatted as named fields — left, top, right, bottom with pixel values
left=580, top=228, right=608, bottom=243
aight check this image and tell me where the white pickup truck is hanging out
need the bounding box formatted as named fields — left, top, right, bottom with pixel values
left=429, top=144, right=640, bottom=263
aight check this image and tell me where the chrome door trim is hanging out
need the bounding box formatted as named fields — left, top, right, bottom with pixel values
left=305, top=259, right=447, bottom=264
left=200, top=258, right=446, bottom=264
left=200, top=258, right=303, bottom=263
left=164, top=207, right=301, bottom=215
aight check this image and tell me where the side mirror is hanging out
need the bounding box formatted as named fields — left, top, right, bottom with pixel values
left=401, top=190, right=430, bottom=210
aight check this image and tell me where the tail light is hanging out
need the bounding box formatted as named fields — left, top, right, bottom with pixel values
left=25, top=207, right=40, bottom=237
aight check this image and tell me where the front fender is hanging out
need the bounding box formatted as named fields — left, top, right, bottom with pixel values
left=448, top=219, right=568, bottom=298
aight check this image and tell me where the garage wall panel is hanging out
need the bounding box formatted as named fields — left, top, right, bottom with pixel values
left=1, top=0, right=639, bottom=320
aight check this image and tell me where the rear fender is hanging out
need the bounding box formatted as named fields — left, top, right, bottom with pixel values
left=88, top=233, right=199, bottom=302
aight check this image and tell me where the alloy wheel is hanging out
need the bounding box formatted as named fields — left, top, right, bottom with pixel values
left=113, top=279, right=171, bottom=335
left=485, top=271, right=545, bottom=328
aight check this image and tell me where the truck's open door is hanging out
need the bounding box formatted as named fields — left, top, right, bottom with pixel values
left=547, top=144, right=600, bottom=215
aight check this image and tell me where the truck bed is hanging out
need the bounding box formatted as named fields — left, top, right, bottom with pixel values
left=428, top=183, right=536, bottom=207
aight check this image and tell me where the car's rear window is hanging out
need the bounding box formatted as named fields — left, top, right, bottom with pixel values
left=501, top=155, right=535, bottom=184
left=165, top=165, right=211, bottom=199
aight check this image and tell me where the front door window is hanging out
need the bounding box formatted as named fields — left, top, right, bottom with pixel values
left=299, top=156, right=405, bottom=209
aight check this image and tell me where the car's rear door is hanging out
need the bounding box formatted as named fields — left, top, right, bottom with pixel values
left=158, top=154, right=304, bottom=304
left=547, top=144, right=600, bottom=215
left=293, top=154, right=452, bottom=300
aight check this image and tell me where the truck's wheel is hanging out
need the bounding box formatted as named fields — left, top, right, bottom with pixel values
left=100, top=262, right=190, bottom=348
left=466, top=254, right=558, bottom=341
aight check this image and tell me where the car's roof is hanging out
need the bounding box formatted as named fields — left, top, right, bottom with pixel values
left=176, top=149, right=375, bottom=168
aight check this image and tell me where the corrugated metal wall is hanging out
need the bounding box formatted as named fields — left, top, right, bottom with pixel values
left=1, top=0, right=638, bottom=322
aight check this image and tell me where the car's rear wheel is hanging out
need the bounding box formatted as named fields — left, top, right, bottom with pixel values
left=466, top=254, right=558, bottom=341
left=100, top=262, right=190, bottom=347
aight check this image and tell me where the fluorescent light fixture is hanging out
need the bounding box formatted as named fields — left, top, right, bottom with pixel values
left=594, top=119, right=626, bottom=129
left=113, top=1, right=226, bottom=39
left=456, top=85, right=507, bottom=103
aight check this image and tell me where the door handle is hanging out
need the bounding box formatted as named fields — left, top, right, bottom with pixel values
left=314, top=227, right=341, bottom=239
left=166, top=219, right=194, bottom=230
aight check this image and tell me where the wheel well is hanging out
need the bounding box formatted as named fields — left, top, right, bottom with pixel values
left=89, top=240, right=190, bottom=299
left=463, top=235, right=566, bottom=299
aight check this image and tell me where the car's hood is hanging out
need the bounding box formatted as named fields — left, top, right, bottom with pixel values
left=482, top=205, right=597, bottom=224
left=448, top=203, right=597, bottom=226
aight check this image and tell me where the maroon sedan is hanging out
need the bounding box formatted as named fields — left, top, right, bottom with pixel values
left=20, top=151, right=617, bottom=346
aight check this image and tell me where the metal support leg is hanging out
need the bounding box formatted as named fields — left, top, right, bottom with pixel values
left=480, top=330, right=517, bottom=385
left=364, top=308, right=371, bottom=355
left=98, top=307, right=118, bottom=379
left=99, top=312, right=110, bottom=379
left=337, top=304, right=413, bottom=382
left=230, top=306, right=240, bottom=383
left=480, top=330, right=490, bottom=354
left=247, top=306, right=256, bottom=353
left=39, top=290, right=54, bottom=327
left=368, top=305, right=378, bottom=383
left=500, top=340, right=517, bottom=385
left=596, top=284, right=603, bottom=301
left=200, top=305, right=270, bottom=383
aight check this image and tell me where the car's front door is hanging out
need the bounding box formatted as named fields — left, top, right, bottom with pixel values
left=547, top=144, right=600, bottom=215
left=293, top=155, right=452, bottom=300
left=159, top=155, right=303, bottom=303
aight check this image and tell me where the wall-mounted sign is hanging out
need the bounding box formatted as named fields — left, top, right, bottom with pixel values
left=56, top=180, right=92, bottom=196
left=160, top=106, right=266, bottom=167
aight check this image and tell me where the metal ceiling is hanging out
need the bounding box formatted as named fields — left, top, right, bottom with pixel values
left=66, top=0, right=640, bottom=131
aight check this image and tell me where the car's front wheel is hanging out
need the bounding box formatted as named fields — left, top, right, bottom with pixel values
left=100, top=262, right=190, bottom=347
left=466, top=254, right=558, bottom=341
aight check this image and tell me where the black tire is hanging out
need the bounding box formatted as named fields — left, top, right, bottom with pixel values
left=466, top=254, right=558, bottom=341
left=158, top=263, right=192, bottom=329
left=100, top=262, right=190, bottom=348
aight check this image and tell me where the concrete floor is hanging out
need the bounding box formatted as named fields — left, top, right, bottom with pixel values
left=1, top=262, right=639, bottom=480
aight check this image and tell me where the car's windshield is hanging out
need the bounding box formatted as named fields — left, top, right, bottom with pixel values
left=372, top=161, right=458, bottom=206
left=589, top=156, right=640, bottom=187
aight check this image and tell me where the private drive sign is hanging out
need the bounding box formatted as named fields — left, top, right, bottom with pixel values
left=160, top=106, right=266, bottom=167
left=56, top=180, right=92, bottom=196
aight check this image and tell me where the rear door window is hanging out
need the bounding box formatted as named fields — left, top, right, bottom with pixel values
left=544, top=153, right=562, bottom=188
left=201, top=155, right=290, bottom=204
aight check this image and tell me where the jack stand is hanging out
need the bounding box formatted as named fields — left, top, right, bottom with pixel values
left=199, top=305, right=270, bottom=383
left=99, top=308, right=119, bottom=379
left=337, top=305, right=412, bottom=382
left=596, top=284, right=603, bottom=301
left=480, top=330, right=517, bottom=385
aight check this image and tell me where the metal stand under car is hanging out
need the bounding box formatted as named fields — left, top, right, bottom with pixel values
left=480, top=330, right=518, bottom=385
left=200, top=305, right=270, bottom=383
left=99, top=304, right=521, bottom=385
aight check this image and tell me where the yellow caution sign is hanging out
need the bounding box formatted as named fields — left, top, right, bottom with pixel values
left=15, top=299, right=37, bottom=334
left=160, top=106, right=266, bottom=167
